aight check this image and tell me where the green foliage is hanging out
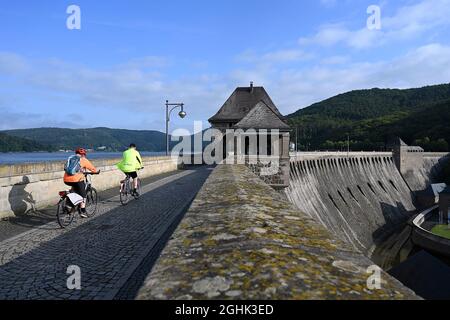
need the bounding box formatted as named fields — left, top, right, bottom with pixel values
left=2, top=127, right=167, bottom=152
left=288, top=83, right=450, bottom=151
left=431, top=225, right=450, bottom=240
left=0, top=133, right=54, bottom=152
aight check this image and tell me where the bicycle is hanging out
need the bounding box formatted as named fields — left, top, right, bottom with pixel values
left=119, top=171, right=142, bottom=205
left=56, top=172, right=100, bottom=228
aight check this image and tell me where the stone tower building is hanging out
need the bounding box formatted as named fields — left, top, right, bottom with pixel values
left=209, top=83, right=291, bottom=188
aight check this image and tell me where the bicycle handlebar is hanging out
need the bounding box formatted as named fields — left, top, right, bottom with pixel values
left=84, top=170, right=101, bottom=175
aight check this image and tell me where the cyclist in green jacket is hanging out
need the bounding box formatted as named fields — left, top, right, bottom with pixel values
left=117, top=143, right=143, bottom=196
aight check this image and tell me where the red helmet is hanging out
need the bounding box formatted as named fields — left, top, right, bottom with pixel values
left=75, top=148, right=87, bottom=156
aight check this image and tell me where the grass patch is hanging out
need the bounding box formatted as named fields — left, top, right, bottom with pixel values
left=431, top=224, right=450, bottom=240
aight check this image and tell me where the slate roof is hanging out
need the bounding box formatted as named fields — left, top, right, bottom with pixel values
left=209, top=86, right=284, bottom=123
left=234, top=101, right=291, bottom=130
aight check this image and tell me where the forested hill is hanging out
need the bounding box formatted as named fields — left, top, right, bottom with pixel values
left=2, top=127, right=167, bottom=152
left=0, top=133, right=54, bottom=152
left=287, top=83, right=450, bottom=151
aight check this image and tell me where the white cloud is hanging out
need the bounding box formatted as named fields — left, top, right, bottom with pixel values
left=300, top=0, right=450, bottom=49
left=1, top=42, right=450, bottom=130
left=237, top=49, right=313, bottom=65
left=0, top=52, right=29, bottom=74
left=271, top=43, right=450, bottom=113
left=320, top=55, right=350, bottom=65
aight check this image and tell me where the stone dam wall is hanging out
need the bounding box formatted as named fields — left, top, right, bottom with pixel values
left=137, top=164, right=418, bottom=300
left=285, top=152, right=449, bottom=256
left=403, top=153, right=450, bottom=192
left=0, top=156, right=178, bottom=219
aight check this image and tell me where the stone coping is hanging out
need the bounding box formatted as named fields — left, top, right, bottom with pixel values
left=136, top=164, right=419, bottom=300
left=0, top=156, right=173, bottom=178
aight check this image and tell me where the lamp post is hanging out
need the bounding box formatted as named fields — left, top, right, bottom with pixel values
left=165, top=100, right=187, bottom=156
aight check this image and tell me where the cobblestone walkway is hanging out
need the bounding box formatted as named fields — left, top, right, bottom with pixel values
left=0, top=166, right=212, bottom=300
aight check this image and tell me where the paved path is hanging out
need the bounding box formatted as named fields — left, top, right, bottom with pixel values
left=0, top=166, right=212, bottom=300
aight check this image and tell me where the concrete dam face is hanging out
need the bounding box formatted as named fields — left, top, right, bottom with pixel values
left=286, top=153, right=417, bottom=255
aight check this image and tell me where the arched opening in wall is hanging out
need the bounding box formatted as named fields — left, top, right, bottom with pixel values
left=357, top=185, right=367, bottom=198
left=389, top=180, right=399, bottom=192
left=347, top=187, right=359, bottom=203
left=378, top=181, right=388, bottom=193
left=367, top=183, right=377, bottom=195
left=244, top=136, right=250, bottom=156
left=328, top=194, right=342, bottom=213
left=337, top=190, right=349, bottom=207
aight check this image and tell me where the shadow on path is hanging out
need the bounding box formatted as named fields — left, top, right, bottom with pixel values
left=0, top=170, right=184, bottom=242
left=0, top=166, right=213, bottom=300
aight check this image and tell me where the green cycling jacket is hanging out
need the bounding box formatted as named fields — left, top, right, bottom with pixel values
left=117, top=148, right=143, bottom=173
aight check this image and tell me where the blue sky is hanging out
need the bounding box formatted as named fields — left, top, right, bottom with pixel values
left=1, top=0, right=450, bottom=133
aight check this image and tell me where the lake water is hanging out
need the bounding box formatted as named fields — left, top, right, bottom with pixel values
left=0, top=152, right=166, bottom=165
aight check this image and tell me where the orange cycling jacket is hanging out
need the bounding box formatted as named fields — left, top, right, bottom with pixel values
left=63, top=157, right=98, bottom=183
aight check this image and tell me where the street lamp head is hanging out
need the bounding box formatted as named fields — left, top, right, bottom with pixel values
left=178, top=110, right=187, bottom=119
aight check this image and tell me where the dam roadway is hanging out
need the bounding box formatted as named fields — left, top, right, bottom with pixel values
left=0, top=166, right=212, bottom=300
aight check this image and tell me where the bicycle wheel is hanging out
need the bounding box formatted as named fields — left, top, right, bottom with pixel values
left=120, top=180, right=130, bottom=205
left=57, top=198, right=74, bottom=228
left=133, top=178, right=141, bottom=199
left=85, top=187, right=98, bottom=217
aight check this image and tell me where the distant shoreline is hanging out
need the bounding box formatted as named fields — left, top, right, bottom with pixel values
left=0, top=151, right=166, bottom=165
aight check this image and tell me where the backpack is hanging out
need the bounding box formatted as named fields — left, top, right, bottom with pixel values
left=64, top=155, right=81, bottom=176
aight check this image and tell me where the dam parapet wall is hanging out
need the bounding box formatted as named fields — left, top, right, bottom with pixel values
left=392, top=139, right=449, bottom=192
left=285, top=151, right=449, bottom=256
left=286, top=153, right=416, bottom=255
left=0, top=156, right=178, bottom=219
left=137, top=164, right=418, bottom=300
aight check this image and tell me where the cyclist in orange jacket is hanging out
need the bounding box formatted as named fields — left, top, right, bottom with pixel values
left=63, top=148, right=99, bottom=218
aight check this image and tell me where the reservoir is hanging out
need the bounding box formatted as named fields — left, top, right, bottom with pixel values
left=0, top=152, right=165, bottom=165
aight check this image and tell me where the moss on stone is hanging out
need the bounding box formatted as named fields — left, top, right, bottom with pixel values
left=137, top=165, right=419, bottom=300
